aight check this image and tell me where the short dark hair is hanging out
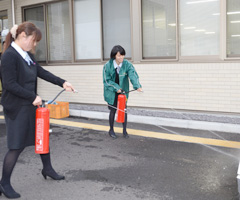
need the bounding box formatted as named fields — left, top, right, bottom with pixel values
left=110, top=45, right=126, bottom=59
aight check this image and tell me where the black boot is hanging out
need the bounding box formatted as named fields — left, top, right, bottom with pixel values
left=123, top=132, right=129, bottom=138
left=41, top=169, right=65, bottom=180
left=109, top=109, right=117, bottom=139
left=40, top=153, right=65, bottom=180
left=109, top=130, right=117, bottom=139
left=0, top=183, right=21, bottom=199
left=123, top=113, right=129, bottom=138
left=0, top=149, right=23, bottom=199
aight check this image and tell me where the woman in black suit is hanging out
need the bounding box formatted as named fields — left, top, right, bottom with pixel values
left=0, top=22, right=74, bottom=199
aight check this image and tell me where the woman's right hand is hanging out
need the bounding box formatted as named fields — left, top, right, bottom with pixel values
left=33, top=96, right=42, bottom=106
left=117, top=89, right=122, bottom=93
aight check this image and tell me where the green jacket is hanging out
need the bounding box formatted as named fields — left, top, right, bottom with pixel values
left=103, top=59, right=142, bottom=105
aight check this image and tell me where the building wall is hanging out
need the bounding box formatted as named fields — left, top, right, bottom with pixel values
left=37, top=62, right=240, bottom=113
left=1, top=0, right=240, bottom=114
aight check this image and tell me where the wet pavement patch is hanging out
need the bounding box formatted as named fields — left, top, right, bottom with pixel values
left=100, top=186, right=114, bottom=191
left=85, top=145, right=99, bottom=149
left=71, top=142, right=82, bottom=146
left=101, top=155, right=122, bottom=161
left=66, top=169, right=108, bottom=182
left=77, top=137, right=93, bottom=142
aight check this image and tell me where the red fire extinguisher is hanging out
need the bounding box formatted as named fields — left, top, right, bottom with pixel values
left=116, top=89, right=142, bottom=123
left=116, top=94, right=126, bottom=123
left=35, top=89, right=69, bottom=154
left=35, top=106, right=50, bottom=154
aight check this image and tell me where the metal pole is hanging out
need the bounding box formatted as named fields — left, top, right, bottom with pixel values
left=237, top=162, right=240, bottom=199
left=11, top=0, right=15, bottom=25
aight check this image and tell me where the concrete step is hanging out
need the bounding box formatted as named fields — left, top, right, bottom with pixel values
left=1, top=104, right=240, bottom=134
left=69, top=104, right=240, bottom=134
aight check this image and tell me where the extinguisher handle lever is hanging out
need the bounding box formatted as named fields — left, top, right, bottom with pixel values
left=120, top=89, right=143, bottom=94
left=42, top=100, right=46, bottom=107
left=120, top=89, right=126, bottom=94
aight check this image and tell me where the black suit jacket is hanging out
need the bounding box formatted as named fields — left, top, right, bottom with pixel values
left=0, top=46, right=65, bottom=119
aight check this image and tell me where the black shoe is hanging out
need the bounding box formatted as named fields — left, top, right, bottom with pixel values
left=0, top=183, right=21, bottom=199
left=109, top=130, right=117, bottom=139
left=42, top=169, right=65, bottom=180
left=123, top=132, right=129, bottom=138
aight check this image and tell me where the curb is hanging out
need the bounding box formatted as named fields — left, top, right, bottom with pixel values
left=1, top=104, right=239, bottom=134
left=69, top=109, right=240, bottom=134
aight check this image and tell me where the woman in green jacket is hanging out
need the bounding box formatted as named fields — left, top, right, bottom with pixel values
left=103, top=45, right=142, bottom=139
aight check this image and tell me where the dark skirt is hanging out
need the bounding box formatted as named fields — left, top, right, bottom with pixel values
left=108, top=93, right=119, bottom=111
left=4, top=105, right=37, bottom=149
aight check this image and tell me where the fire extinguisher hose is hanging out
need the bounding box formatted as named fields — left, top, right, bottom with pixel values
left=47, top=89, right=66, bottom=104
left=47, top=88, right=78, bottom=105
left=108, top=89, right=143, bottom=113
left=122, top=89, right=137, bottom=94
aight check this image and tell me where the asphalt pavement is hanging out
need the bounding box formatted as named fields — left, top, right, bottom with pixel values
left=0, top=115, right=240, bottom=200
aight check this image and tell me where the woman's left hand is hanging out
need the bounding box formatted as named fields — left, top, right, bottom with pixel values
left=137, top=88, right=143, bottom=92
left=63, top=81, right=75, bottom=92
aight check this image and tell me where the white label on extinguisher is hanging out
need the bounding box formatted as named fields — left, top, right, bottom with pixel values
left=36, top=118, right=44, bottom=151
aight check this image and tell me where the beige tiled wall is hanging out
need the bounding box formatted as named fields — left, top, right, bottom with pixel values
left=37, top=63, right=240, bottom=113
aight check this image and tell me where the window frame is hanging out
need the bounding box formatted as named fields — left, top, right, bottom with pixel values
left=23, top=0, right=74, bottom=65
left=73, top=0, right=102, bottom=63
left=101, top=0, right=133, bottom=61
left=224, top=0, right=240, bottom=60
left=21, top=0, right=240, bottom=65
left=23, top=4, right=48, bottom=64
left=0, top=10, right=8, bottom=51
left=178, top=0, right=223, bottom=62
left=46, top=0, right=72, bottom=63
left=140, top=0, right=179, bottom=62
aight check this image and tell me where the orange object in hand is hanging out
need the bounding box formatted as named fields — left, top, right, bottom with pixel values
left=35, top=107, right=50, bottom=154
left=116, top=94, right=126, bottom=123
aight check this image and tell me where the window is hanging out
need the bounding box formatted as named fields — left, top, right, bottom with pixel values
left=74, top=0, right=101, bottom=60
left=0, top=10, right=8, bottom=52
left=102, top=0, right=131, bottom=60
left=142, top=0, right=176, bottom=59
left=24, top=1, right=71, bottom=63
left=180, top=0, right=220, bottom=56
left=47, top=1, right=71, bottom=62
left=24, top=6, right=45, bottom=62
left=227, top=0, right=240, bottom=57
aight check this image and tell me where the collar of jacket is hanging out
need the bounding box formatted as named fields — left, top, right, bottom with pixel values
left=109, top=59, right=126, bottom=74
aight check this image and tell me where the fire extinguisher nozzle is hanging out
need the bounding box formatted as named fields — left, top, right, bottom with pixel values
left=73, top=89, right=78, bottom=93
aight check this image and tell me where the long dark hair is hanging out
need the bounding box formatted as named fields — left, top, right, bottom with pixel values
left=3, top=21, right=42, bottom=54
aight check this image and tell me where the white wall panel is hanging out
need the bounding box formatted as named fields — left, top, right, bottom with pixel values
left=37, top=63, right=240, bottom=113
